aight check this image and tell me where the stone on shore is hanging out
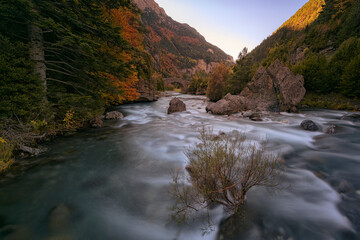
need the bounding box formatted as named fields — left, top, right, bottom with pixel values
left=105, top=111, right=123, bottom=120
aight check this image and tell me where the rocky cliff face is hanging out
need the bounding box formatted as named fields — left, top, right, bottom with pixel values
left=206, top=60, right=306, bottom=115
left=132, top=0, right=233, bottom=77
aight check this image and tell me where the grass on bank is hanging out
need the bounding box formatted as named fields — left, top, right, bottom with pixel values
left=301, top=92, right=360, bottom=111
left=0, top=137, right=14, bottom=173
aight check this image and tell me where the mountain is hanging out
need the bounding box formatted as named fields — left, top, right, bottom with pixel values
left=250, top=0, right=326, bottom=63
left=132, top=0, right=233, bottom=78
left=230, top=0, right=360, bottom=99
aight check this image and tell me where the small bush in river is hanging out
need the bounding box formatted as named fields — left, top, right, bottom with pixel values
left=171, top=129, right=284, bottom=225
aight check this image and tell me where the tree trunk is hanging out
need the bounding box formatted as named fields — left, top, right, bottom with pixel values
left=28, top=23, right=47, bottom=95
left=28, top=0, right=47, bottom=101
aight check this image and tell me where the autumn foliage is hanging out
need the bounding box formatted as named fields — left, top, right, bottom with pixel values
left=110, top=7, right=144, bottom=50
left=99, top=71, right=139, bottom=105
left=206, top=63, right=231, bottom=102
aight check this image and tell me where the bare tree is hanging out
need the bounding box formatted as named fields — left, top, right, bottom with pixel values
left=171, top=129, right=284, bottom=224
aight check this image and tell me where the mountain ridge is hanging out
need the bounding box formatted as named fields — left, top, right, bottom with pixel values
left=132, top=0, right=233, bottom=78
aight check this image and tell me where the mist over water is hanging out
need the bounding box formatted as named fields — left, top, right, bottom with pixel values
left=0, top=93, right=359, bottom=240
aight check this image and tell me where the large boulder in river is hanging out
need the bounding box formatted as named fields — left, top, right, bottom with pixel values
left=206, top=94, right=246, bottom=115
left=206, top=59, right=306, bottom=115
left=168, top=98, right=186, bottom=114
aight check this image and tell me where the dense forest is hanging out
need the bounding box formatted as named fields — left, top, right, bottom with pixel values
left=0, top=0, right=155, bottom=171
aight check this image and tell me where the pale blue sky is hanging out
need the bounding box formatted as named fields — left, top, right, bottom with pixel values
left=155, top=0, right=308, bottom=59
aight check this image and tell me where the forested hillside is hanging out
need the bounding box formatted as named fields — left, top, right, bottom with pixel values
left=0, top=0, right=154, bottom=169
left=133, top=0, right=233, bottom=78
left=229, top=0, right=360, bottom=103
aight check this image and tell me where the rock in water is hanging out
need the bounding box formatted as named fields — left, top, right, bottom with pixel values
left=206, top=93, right=246, bottom=115
left=168, top=97, right=186, bottom=114
left=89, top=115, right=103, bottom=128
left=326, top=125, right=337, bottom=134
left=341, top=113, right=360, bottom=122
left=1, top=225, right=33, bottom=240
left=301, top=120, right=319, bottom=131
left=48, top=204, right=71, bottom=233
left=105, top=111, right=123, bottom=120
left=206, top=59, right=306, bottom=115
left=240, top=65, right=280, bottom=112
left=249, top=113, right=263, bottom=121
left=47, top=203, right=75, bottom=240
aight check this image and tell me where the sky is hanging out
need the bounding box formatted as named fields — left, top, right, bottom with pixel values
left=154, top=0, right=308, bottom=60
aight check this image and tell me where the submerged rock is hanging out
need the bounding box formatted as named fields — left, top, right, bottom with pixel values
left=206, top=59, right=306, bottom=115
left=336, top=180, right=354, bottom=194
left=168, top=97, right=186, bottom=114
left=300, top=120, right=319, bottom=131
left=1, top=225, right=33, bottom=240
left=104, top=111, right=123, bottom=120
left=48, top=203, right=71, bottom=233
left=341, top=113, right=360, bottom=122
left=47, top=203, right=75, bottom=240
left=325, top=125, right=337, bottom=134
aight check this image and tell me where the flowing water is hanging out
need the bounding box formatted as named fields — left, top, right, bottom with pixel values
left=0, top=93, right=359, bottom=240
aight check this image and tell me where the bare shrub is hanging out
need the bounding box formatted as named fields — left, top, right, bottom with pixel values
left=170, top=129, right=284, bottom=224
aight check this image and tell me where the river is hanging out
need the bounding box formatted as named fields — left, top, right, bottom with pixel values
left=0, top=93, right=359, bottom=240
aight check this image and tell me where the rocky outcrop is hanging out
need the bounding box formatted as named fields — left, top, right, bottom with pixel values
left=290, top=46, right=307, bottom=64
left=168, top=98, right=186, bottom=114
left=267, top=59, right=306, bottom=112
left=135, top=79, right=159, bottom=102
left=89, top=115, right=103, bottom=128
left=105, top=111, right=123, bottom=120
left=132, top=0, right=166, bottom=17
left=206, top=60, right=306, bottom=115
left=180, top=59, right=220, bottom=76
left=300, top=120, right=319, bottom=131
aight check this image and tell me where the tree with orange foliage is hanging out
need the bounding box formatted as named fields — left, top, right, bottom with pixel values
left=98, top=71, right=139, bottom=105
left=110, top=7, right=144, bottom=50
left=206, top=63, right=231, bottom=102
